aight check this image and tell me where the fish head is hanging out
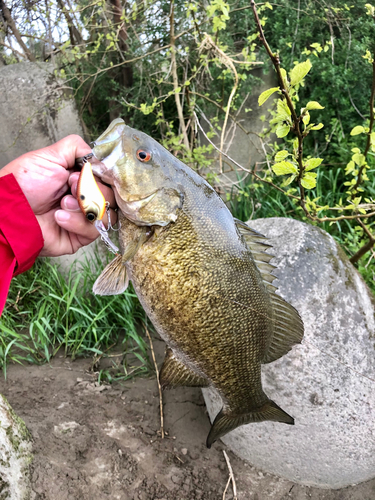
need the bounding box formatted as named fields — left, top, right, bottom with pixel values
left=90, top=118, right=183, bottom=226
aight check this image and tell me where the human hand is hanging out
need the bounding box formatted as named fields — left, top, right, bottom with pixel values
left=0, top=135, right=117, bottom=257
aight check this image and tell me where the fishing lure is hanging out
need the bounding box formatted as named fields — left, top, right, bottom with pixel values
left=77, top=160, right=119, bottom=254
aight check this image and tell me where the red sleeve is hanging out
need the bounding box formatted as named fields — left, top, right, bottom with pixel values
left=0, top=174, right=44, bottom=315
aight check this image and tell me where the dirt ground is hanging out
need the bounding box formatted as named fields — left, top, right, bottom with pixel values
left=0, top=336, right=374, bottom=500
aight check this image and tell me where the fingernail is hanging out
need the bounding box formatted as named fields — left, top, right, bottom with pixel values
left=55, top=210, right=71, bottom=222
left=64, top=196, right=80, bottom=211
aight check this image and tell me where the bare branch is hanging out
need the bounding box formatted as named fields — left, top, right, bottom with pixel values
left=0, top=0, right=36, bottom=61
left=170, top=1, right=190, bottom=150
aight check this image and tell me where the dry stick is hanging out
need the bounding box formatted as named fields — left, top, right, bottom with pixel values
left=223, top=450, right=238, bottom=500
left=170, top=1, right=190, bottom=150
left=222, top=476, right=231, bottom=500
left=144, top=323, right=165, bottom=439
left=199, top=34, right=239, bottom=173
left=194, top=112, right=375, bottom=222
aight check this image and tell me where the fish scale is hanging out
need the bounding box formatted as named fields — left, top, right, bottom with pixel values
left=88, top=118, right=304, bottom=447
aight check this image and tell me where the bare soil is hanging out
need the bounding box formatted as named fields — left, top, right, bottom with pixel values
left=0, top=336, right=374, bottom=500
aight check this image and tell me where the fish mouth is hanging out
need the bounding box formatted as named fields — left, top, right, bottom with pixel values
left=75, top=153, right=113, bottom=185
left=89, top=155, right=115, bottom=186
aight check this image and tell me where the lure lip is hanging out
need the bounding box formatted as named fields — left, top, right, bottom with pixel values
left=77, top=161, right=106, bottom=222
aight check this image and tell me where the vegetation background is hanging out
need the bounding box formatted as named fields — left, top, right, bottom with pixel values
left=1, top=0, right=375, bottom=374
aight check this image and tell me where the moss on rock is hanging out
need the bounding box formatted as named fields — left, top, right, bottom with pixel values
left=0, top=394, right=33, bottom=500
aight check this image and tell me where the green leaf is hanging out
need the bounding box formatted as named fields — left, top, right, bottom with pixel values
left=281, top=174, right=296, bottom=187
left=272, top=161, right=298, bottom=175
left=303, top=112, right=310, bottom=125
left=310, top=123, right=324, bottom=130
left=353, top=153, right=365, bottom=166
left=258, top=87, right=280, bottom=106
left=280, top=68, right=288, bottom=86
left=305, top=101, right=325, bottom=111
left=345, top=160, right=355, bottom=173
left=289, top=60, right=312, bottom=87
left=305, top=158, right=323, bottom=171
left=277, top=99, right=291, bottom=118
left=301, top=172, right=317, bottom=189
left=350, top=125, right=366, bottom=136
left=276, top=124, right=290, bottom=138
left=275, top=150, right=289, bottom=162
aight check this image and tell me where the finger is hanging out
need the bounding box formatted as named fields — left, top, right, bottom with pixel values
left=61, top=194, right=81, bottom=212
left=55, top=210, right=99, bottom=241
left=42, top=135, right=92, bottom=170
left=55, top=208, right=117, bottom=241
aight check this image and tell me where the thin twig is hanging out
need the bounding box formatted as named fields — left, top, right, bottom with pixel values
left=222, top=477, right=231, bottom=500
left=223, top=450, right=238, bottom=500
left=194, top=112, right=375, bottom=222
left=250, top=0, right=314, bottom=219
left=200, top=34, right=239, bottom=172
left=352, top=54, right=375, bottom=194
left=170, top=1, right=190, bottom=150
left=144, top=323, right=164, bottom=439
left=302, top=339, right=375, bottom=384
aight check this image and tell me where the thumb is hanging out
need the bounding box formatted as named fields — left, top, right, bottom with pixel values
left=38, top=135, right=92, bottom=170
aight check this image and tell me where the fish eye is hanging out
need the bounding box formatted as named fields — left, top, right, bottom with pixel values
left=136, top=149, right=151, bottom=162
left=86, top=212, right=97, bottom=222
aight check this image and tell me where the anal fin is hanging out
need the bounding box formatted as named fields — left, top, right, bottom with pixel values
left=262, top=293, right=304, bottom=364
left=160, top=348, right=209, bottom=389
left=93, top=254, right=129, bottom=296
left=206, top=399, right=294, bottom=448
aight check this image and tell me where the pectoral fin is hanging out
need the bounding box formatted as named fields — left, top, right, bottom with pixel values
left=160, top=348, right=209, bottom=389
left=93, top=227, right=150, bottom=296
left=93, top=254, right=129, bottom=296
left=206, top=400, right=294, bottom=448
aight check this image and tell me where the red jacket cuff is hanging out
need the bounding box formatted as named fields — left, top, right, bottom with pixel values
left=0, top=173, right=44, bottom=274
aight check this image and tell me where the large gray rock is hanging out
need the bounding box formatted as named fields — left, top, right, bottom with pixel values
left=0, top=62, right=84, bottom=168
left=203, top=217, right=375, bottom=489
left=0, top=62, right=103, bottom=274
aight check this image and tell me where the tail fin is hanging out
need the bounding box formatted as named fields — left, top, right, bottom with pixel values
left=206, top=400, right=294, bottom=448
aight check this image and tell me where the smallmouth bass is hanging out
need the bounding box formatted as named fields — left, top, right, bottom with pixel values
left=84, top=118, right=304, bottom=447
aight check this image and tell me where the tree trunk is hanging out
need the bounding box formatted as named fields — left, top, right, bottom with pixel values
left=56, top=0, right=83, bottom=46
left=0, top=0, right=36, bottom=62
left=108, top=0, right=133, bottom=121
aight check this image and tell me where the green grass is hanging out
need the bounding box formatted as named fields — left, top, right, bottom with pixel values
left=0, top=253, right=151, bottom=379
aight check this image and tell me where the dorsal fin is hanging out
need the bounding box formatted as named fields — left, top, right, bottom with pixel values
left=234, top=219, right=277, bottom=292
left=159, top=348, right=209, bottom=389
left=262, top=293, right=304, bottom=363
